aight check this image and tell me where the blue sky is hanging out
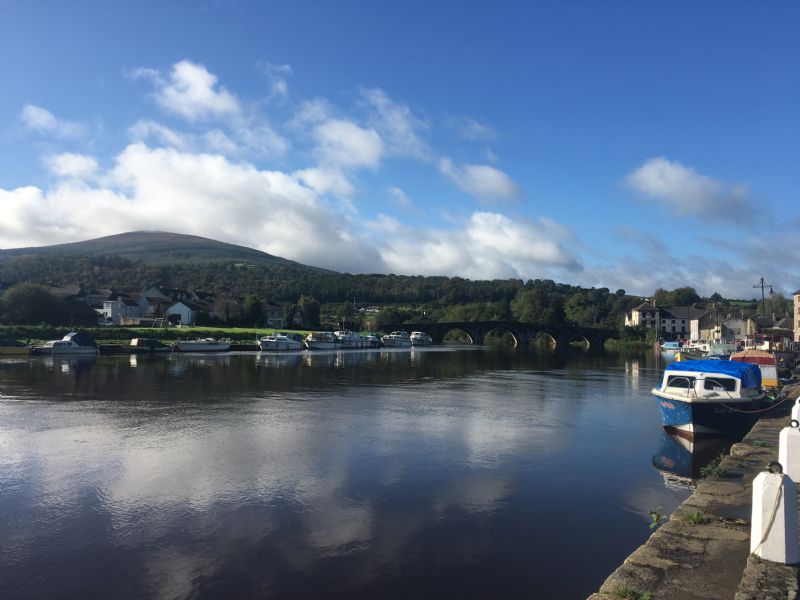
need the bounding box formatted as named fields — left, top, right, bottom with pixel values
left=1, top=1, right=798, bottom=298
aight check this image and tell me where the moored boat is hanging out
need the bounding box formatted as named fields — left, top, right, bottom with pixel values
left=730, top=349, right=779, bottom=390
left=382, top=331, right=412, bottom=347
left=410, top=331, right=432, bottom=346
left=130, top=338, right=171, bottom=353
left=175, top=338, right=231, bottom=352
left=304, top=331, right=341, bottom=350
left=33, top=332, right=99, bottom=355
left=259, top=332, right=303, bottom=351
left=651, top=359, right=765, bottom=437
left=334, top=330, right=368, bottom=349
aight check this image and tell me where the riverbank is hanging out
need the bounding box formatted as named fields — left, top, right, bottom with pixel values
left=589, top=381, right=800, bottom=600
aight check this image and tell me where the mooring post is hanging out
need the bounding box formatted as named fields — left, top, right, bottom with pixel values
left=791, top=397, right=800, bottom=422
left=750, top=462, right=800, bottom=564
left=779, top=420, right=800, bottom=481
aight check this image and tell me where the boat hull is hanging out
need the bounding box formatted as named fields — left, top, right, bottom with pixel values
left=653, top=391, right=762, bottom=436
left=304, top=340, right=341, bottom=350
left=259, top=340, right=302, bottom=351
left=33, top=346, right=99, bottom=355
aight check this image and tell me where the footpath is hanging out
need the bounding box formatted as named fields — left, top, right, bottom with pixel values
left=589, top=381, right=800, bottom=600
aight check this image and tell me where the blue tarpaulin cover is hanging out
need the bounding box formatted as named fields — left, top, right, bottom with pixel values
left=666, top=359, right=762, bottom=389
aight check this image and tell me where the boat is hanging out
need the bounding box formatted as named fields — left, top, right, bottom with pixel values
left=363, top=334, right=381, bottom=348
left=382, top=331, right=412, bottom=347
left=130, top=338, right=171, bottom=353
left=410, top=331, right=433, bottom=346
left=174, top=338, right=231, bottom=352
left=259, top=332, right=303, bottom=351
left=33, top=332, right=99, bottom=355
left=651, top=359, right=766, bottom=437
left=304, top=331, right=341, bottom=350
left=674, top=349, right=702, bottom=362
left=730, top=349, right=779, bottom=390
left=334, top=330, right=368, bottom=349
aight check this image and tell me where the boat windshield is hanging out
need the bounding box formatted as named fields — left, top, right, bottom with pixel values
left=703, top=378, right=736, bottom=392
left=666, top=375, right=695, bottom=389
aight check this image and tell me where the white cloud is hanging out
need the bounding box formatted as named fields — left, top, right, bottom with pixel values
left=0, top=143, right=381, bottom=272
left=44, top=153, right=99, bottom=179
left=294, top=167, right=355, bottom=198
left=313, top=119, right=383, bottom=169
left=373, top=211, right=581, bottom=279
left=140, top=60, right=241, bottom=121
left=439, top=157, right=523, bottom=202
left=258, top=61, right=293, bottom=101
left=445, top=115, right=496, bottom=141
left=19, top=104, right=85, bottom=138
left=129, top=119, right=190, bottom=149
left=361, top=88, right=429, bottom=160
left=288, top=98, right=335, bottom=131
left=623, top=157, right=753, bottom=222
left=387, top=186, right=415, bottom=210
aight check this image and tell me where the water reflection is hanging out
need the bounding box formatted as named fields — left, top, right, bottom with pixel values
left=651, top=430, right=734, bottom=490
left=0, top=349, right=679, bottom=599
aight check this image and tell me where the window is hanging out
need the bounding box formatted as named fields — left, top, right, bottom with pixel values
left=703, top=378, right=737, bottom=392
left=667, top=375, right=695, bottom=389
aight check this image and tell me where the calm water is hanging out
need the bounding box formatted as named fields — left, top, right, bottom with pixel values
left=0, top=347, right=711, bottom=599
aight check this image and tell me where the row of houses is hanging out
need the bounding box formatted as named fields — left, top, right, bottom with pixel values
left=625, top=300, right=795, bottom=344
left=31, top=284, right=301, bottom=327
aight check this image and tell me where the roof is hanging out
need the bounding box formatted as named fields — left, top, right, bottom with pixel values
left=665, top=359, right=762, bottom=389
left=633, top=302, right=657, bottom=312
left=659, top=306, right=709, bottom=320
left=731, top=350, right=777, bottom=366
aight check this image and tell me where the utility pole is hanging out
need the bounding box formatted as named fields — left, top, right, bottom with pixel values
left=753, top=277, right=773, bottom=319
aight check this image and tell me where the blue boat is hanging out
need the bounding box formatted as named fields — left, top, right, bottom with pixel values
left=651, top=359, right=765, bottom=437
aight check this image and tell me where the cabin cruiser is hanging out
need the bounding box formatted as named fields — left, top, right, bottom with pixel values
left=410, top=331, right=432, bottom=346
left=382, top=331, right=412, bottom=347
left=651, top=359, right=766, bottom=437
left=259, top=332, right=303, bottom=351
left=334, top=330, right=368, bottom=349
left=34, top=332, right=99, bottom=355
left=304, top=332, right=341, bottom=350
left=175, top=338, right=231, bottom=352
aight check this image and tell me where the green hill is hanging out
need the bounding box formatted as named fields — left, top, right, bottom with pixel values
left=0, top=231, right=332, bottom=273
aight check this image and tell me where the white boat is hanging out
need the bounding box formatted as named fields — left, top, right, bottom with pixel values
left=34, top=333, right=99, bottom=355
left=304, top=332, right=341, bottom=350
left=652, top=359, right=766, bottom=437
left=382, top=331, right=412, bottom=347
left=175, top=338, right=231, bottom=352
left=363, top=334, right=381, bottom=348
left=260, top=332, right=303, bottom=351
left=334, top=330, right=368, bottom=349
left=410, top=331, right=432, bottom=346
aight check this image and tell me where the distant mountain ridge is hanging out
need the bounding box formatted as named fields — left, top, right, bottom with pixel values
left=0, top=231, right=332, bottom=273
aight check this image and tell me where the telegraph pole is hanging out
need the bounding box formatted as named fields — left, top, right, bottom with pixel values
left=753, top=277, right=773, bottom=319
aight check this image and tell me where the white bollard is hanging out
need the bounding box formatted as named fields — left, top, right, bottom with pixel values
left=791, top=398, right=800, bottom=423
left=750, top=463, right=800, bottom=564
left=779, top=420, right=800, bottom=482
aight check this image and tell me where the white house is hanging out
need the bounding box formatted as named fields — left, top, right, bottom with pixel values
left=167, top=301, right=201, bottom=326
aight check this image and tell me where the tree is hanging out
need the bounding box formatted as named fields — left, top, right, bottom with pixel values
left=1, top=283, right=63, bottom=324
left=242, top=294, right=264, bottom=327
left=510, top=288, right=565, bottom=327
left=298, top=296, right=320, bottom=328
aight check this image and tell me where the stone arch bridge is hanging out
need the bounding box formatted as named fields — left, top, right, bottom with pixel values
left=401, top=321, right=616, bottom=350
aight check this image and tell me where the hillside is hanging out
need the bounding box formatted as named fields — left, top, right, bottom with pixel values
left=0, top=231, right=332, bottom=273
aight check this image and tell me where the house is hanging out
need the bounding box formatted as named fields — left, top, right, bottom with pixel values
left=658, top=306, right=709, bottom=341
left=265, top=302, right=284, bottom=328
left=102, top=295, right=144, bottom=324
left=167, top=300, right=212, bottom=326
left=624, top=301, right=659, bottom=328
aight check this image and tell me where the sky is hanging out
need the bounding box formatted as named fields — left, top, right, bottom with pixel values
left=1, top=0, right=798, bottom=299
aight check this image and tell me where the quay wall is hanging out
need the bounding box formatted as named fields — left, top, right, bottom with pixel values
left=589, top=382, right=800, bottom=600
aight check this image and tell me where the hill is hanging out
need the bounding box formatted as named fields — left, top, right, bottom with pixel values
left=0, top=231, right=332, bottom=273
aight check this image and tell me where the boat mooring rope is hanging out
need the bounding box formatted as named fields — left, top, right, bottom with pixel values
left=720, top=392, right=791, bottom=414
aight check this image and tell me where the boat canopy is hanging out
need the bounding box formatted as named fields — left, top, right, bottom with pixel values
left=666, top=359, right=762, bottom=389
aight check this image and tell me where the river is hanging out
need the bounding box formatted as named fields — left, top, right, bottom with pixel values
left=0, top=347, right=723, bottom=598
